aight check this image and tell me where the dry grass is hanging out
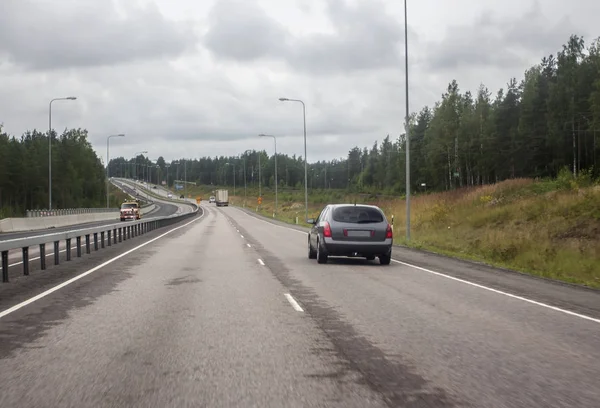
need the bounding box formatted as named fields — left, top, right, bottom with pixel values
left=189, top=178, right=600, bottom=289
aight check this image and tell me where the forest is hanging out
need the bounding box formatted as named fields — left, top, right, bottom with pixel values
left=2, top=34, right=599, bottom=216
left=111, top=34, right=600, bottom=195
left=0, top=128, right=107, bottom=217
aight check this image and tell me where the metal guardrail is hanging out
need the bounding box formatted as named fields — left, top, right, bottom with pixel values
left=26, top=208, right=118, bottom=217
left=1, top=202, right=200, bottom=283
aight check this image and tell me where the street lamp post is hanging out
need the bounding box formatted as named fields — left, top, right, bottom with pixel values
left=134, top=151, right=147, bottom=181
left=259, top=134, right=277, bottom=216
left=48, top=96, right=77, bottom=210
left=166, top=164, right=170, bottom=187
left=225, top=162, right=236, bottom=196
left=279, top=97, right=308, bottom=223
left=404, top=0, right=411, bottom=241
left=243, top=150, right=251, bottom=207
left=106, top=134, right=126, bottom=207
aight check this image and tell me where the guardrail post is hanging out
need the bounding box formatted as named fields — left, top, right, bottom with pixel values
left=107, top=230, right=112, bottom=246
left=76, top=237, right=82, bottom=257
left=66, top=239, right=72, bottom=261
left=2, top=251, right=8, bottom=283
left=101, top=232, right=105, bottom=248
left=54, top=241, right=60, bottom=265
left=40, top=244, right=46, bottom=270
left=113, top=228, right=117, bottom=244
left=22, top=247, right=29, bottom=276
left=85, top=234, right=91, bottom=254
left=94, top=233, right=98, bottom=250
left=118, top=228, right=122, bottom=243
left=123, top=227, right=128, bottom=241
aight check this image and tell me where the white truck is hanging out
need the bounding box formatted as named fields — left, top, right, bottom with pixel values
left=215, top=189, right=229, bottom=207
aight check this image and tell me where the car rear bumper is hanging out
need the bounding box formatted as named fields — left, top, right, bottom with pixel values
left=322, top=237, right=392, bottom=256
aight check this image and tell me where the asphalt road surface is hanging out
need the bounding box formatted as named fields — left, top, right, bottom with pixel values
left=0, top=183, right=184, bottom=280
left=0, top=204, right=599, bottom=407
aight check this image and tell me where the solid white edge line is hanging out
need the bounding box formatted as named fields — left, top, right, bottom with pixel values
left=232, top=206, right=600, bottom=325
left=391, top=259, right=600, bottom=325
left=0, top=210, right=204, bottom=320
left=284, top=293, right=304, bottom=312
left=258, top=259, right=265, bottom=266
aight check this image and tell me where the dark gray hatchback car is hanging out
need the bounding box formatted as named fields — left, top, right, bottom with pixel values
left=307, top=204, right=393, bottom=265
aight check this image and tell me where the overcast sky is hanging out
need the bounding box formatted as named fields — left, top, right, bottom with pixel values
left=1, top=0, right=598, bottom=164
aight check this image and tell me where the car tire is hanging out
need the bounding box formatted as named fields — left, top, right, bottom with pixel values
left=308, top=236, right=317, bottom=259
left=316, top=238, right=328, bottom=264
left=379, top=250, right=391, bottom=265
left=365, top=255, right=375, bottom=261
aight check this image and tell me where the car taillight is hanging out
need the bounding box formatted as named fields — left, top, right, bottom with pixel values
left=386, top=224, right=393, bottom=239
left=323, top=221, right=332, bottom=238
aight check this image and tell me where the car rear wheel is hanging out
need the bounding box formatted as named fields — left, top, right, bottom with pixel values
left=308, top=236, right=317, bottom=259
left=316, top=238, right=328, bottom=264
left=379, top=250, right=391, bottom=265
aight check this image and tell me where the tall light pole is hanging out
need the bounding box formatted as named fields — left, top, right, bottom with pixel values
left=243, top=149, right=251, bottom=207
left=134, top=151, right=147, bottom=181
left=48, top=96, right=77, bottom=210
left=259, top=133, right=277, bottom=216
left=106, top=134, right=126, bottom=207
left=166, top=164, right=170, bottom=187
left=225, top=162, right=236, bottom=195
left=404, top=0, right=411, bottom=240
left=279, top=97, right=308, bottom=223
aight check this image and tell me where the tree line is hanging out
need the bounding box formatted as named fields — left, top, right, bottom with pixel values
left=0, top=128, right=107, bottom=217
left=3, top=33, right=597, bottom=216
left=110, top=34, right=600, bottom=195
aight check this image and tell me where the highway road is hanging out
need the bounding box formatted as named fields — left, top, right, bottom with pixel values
left=0, top=182, right=187, bottom=282
left=1, top=203, right=599, bottom=407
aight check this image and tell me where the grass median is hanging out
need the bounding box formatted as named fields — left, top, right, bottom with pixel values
left=182, top=172, right=600, bottom=289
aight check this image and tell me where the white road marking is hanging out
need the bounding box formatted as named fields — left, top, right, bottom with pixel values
left=284, top=293, right=304, bottom=312
left=240, top=235, right=244, bottom=238
left=235, top=206, right=600, bottom=325
left=0, top=211, right=204, bottom=320
left=246, top=243, right=251, bottom=247
left=258, top=259, right=265, bottom=266
left=391, top=259, right=600, bottom=324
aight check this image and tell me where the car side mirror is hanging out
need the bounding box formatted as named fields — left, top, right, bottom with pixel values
left=306, top=218, right=316, bottom=224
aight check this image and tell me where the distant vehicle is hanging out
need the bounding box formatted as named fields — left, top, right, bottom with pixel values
left=209, top=196, right=216, bottom=203
left=180, top=194, right=185, bottom=199
left=307, top=204, right=392, bottom=265
left=120, top=200, right=141, bottom=222
left=215, top=190, right=228, bottom=206
left=152, top=185, right=157, bottom=189
left=167, top=193, right=173, bottom=198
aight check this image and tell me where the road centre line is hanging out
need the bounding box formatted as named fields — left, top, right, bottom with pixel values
left=230, top=206, right=600, bottom=325
left=247, top=243, right=251, bottom=247
left=284, top=293, right=304, bottom=312
left=0, top=211, right=205, bottom=320
left=258, top=259, right=265, bottom=266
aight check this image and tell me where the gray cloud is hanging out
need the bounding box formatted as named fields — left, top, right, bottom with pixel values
left=1, top=0, right=597, bottom=164
left=424, top=1, right=581, bottom=71
left=203, top=0, right=290, bottom=61
left=0, top=0, right=196, bottom=70
left=203, top=0, right=408, bottom=74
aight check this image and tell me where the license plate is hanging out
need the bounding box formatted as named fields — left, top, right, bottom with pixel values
left=347, top=230, right=371, bottom=238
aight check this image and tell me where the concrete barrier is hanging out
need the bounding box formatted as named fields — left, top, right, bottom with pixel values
left=0, top=204, right=156, bottom=233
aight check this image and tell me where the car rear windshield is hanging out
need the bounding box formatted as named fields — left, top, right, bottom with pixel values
left=331, top=206, right=384, bottom=223
left=121, top=203, right=138, bottom=209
